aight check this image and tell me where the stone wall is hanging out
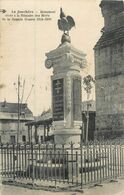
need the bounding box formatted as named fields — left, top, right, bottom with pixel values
left=94, top=0, right=124, bottom=139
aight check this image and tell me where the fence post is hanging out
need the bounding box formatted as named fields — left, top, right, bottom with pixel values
left=54, top=143, right=57, bottom=187
left=76, top=151, right=78, bottom=186
left=117, top=145, right=119, bottom=177
left=7, top=143, right=10, bottom=177
left=1, top=144, right=3, bottom=177
left=22, top=145, right=24, bottom=178
left=105, top=142, right=107, bottom=180
left=24, top=144, right=27, bottom=179
left=114, top=144, right=117, bottom=179
left=80, top=142, right=83, bottom=189
left=122, top=145, right=124, bottom=174
left=96, top=150, right=99, bottom=183
left=71, top=142, right=74, bottom=184
left=12, top=144, right=15, bottom=179
left=93, top=143, right=96, bottom=183
left=62, top=144, right=65, bottom=182
left=43, top=150, right=45, bottom=180
left=99, top=148, right=102, bottom=183
left=38, top=144, right=41, bottom=180
left=58, top=150, right=61, bottom=182
left=31, top=143, right=34, bottom=184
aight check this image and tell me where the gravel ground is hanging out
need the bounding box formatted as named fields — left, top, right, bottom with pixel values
left=0, top=177, right=124, bottom=195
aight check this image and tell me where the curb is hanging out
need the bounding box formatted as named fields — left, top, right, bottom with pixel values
left=2, top=180, right=84, bottom=193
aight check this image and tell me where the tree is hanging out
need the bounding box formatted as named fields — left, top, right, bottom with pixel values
left=83, top=75, right=95, bottom=143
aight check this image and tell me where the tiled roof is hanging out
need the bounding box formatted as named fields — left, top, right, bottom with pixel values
left=0, top=102, right=32, bottom=115
left=26, top=111, right=52, bottom=126
left=34, top=112, right=52, bottom=122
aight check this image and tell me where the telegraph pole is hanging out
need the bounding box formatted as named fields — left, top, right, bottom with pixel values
left=86, top=92, right=90, bottom=144
left=17, top=75, right=20, bottom=144
left=83, top=75, right=95, bottom=144
left=14, top=76, right=34, bottom=144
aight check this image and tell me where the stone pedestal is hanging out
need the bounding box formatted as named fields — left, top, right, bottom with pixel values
left=45, top=41, right=86, bottom=144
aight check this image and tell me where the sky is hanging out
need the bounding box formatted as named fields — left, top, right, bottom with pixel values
left=0, top=0, right=104, bottom=116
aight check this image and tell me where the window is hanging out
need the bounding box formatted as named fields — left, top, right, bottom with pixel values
left=10, top=136, right=15, bottom=144
left=22, top=135, right=26, bottom=142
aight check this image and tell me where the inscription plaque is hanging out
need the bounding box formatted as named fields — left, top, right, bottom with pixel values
left=52, top=78, right=64, bottom=121
left=73, top=77, right=82, bottom=121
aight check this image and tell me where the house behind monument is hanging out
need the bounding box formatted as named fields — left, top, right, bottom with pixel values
left=0, top=100, right=33, bottom=144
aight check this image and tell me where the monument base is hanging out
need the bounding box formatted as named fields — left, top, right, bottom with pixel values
left=54, top=129, right=81, bottom=144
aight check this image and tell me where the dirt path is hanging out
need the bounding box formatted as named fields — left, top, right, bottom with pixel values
left=0, top=178, right=124, bottom=195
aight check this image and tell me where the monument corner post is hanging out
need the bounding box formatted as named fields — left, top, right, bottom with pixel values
left=45, top=40, right=87, bottom=144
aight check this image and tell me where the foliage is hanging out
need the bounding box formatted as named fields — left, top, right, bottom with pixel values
left=83, top=75, right=95, bottom=95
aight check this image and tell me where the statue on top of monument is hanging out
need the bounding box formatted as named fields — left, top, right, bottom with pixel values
left=58, top=8, right=75, bottom=44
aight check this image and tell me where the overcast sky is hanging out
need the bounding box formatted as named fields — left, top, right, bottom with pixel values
left=0, top=0, right=104, bottom=115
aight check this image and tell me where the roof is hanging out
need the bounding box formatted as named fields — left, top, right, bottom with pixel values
left=26, top=111, right=52, bottom=126
left=36, top=111, right=52, bottom=122
left=94, top=27, right=124, bottom=49
left=0, top=101, right=33, bottom=115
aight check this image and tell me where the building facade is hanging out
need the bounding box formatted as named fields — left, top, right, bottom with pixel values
left=0, top=101, right=33, bottom=143
left=94, top=0, right=124, bottom=139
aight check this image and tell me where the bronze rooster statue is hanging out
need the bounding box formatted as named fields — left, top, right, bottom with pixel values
left=58, top=8, right=75, bottom=36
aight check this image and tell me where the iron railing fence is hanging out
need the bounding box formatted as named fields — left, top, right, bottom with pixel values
left=0, top=141, right=124, bottom=188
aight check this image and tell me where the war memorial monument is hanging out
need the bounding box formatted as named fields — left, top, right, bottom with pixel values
left=45, top=8, right=86, bottom=144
